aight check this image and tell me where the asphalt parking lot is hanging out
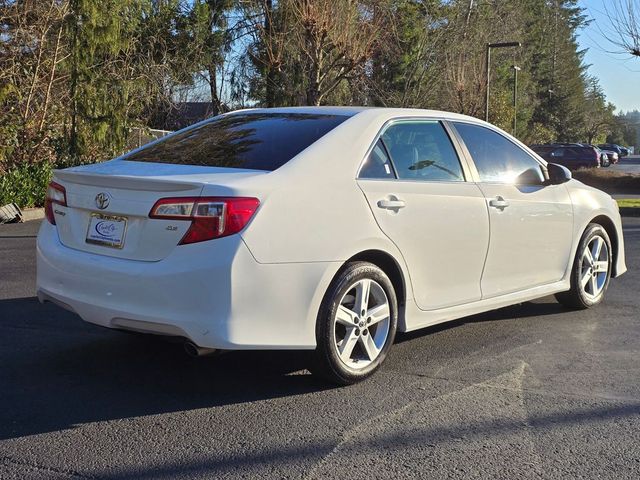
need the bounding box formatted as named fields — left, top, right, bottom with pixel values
left=610, top=154, right=640, bottom=174
left=1, top=218, right=639, bottom=479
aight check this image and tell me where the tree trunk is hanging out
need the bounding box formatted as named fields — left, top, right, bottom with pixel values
left=264, top=0, right=275, bottom=107
left=69, top=0, right=79, bottom=157
left=208, top=65, right=222, bottom=115
left=24, top=2, right=54, bottom=123
left=306, top=63, right=321, bottom=106
left=39, top=19, right=65, bottom=132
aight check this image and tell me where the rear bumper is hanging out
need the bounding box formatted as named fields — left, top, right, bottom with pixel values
left=36, top=222, right=337, bottom=349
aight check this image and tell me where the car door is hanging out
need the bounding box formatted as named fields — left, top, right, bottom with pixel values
left=451, top=122, right=573, bottom=298
left=357, top=120, right=490, bottom=311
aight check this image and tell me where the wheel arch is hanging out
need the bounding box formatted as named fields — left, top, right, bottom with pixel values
left=589, top=214, right=620, bottom=276
left=345, top=250, right=407, bottom=306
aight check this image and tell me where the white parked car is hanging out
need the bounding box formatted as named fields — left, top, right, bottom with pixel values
left=37, top=107, right=627, bottom=384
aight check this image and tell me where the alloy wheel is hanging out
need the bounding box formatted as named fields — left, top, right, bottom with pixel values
left=333, top=278, right=391, bottom=370
left=579, top=234, right=609, bottom=299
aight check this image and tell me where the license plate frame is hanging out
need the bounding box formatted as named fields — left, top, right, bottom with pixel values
left=85, top=213, right=128, bottom=249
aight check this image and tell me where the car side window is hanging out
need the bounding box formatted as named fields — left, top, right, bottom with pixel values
left=453, top=122, right=545, bottom=185
left=359, top=139, right=396, bottom=179
left=380, top=121, right=465, bottom=182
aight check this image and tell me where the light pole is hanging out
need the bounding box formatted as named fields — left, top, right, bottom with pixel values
left=485, top=41, right=522, bottom=122
left=511, top=65, right=521, bottom=136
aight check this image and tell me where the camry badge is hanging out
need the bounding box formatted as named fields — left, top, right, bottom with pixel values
left=95, top=192, right=111, bottom=210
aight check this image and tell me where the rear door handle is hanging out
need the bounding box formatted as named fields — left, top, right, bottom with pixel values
left=489, top=196, right=509, bottom=210
left=377, top=198, right=406, bottom=210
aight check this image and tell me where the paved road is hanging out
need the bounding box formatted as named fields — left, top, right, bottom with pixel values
left=1, top=220, right=640, bottom=479
left=610, top=154, right=640, bottom=175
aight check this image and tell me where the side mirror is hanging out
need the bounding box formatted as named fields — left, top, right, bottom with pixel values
left=546, top=163, right=572, bottom=185
left=515, top=167, right=545, bottom=185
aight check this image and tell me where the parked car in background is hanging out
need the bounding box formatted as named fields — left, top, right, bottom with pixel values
left=579, top=144, right=614, bottom=167
left=530, top=143, right=600, bottom=170
left=598, top=143, right=628, bottom=158
left=37, top=107, right=627, bottom=385
left=595, top=146, right=619, bottom=166
left=583, top=145, right=610, bottom=167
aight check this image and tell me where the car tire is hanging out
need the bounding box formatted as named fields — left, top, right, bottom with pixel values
left=311, top=261, right=398, bottom=385
left=555, top=223, right=612, bottom=309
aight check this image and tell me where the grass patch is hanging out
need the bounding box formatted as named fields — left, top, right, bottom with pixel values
left=617, top=198, right=640, bottom=208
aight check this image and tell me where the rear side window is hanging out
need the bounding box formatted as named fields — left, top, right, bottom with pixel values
left=359, top=139, right=396, bottom=179
left=453, top=122, right=544, bottom=185
left=381, top=121, right=465, bottom=181
left=124, top=113, right=349, bottom=171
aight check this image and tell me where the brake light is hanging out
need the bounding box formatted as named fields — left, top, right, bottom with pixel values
left=149, top=197, right=260, bottom=245
left=44, top=181, right=67, bottom=225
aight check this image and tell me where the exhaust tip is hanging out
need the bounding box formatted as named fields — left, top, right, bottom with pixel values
left=184, top=341, right=217, bottom=358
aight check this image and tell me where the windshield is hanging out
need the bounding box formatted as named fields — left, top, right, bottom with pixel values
left=124, top=112, right=350, bottom=171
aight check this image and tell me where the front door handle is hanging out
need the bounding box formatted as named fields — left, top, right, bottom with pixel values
left=377, top=198, right=406, bottom=210
left=489, top=196, right=509, bottom=210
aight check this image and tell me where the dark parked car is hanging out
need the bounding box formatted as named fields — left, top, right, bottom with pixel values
left=598, top=143, right=628, bottom=158
left=580, top=144, right=614, bottom=167
left=530, top=143, right=600, bottom=170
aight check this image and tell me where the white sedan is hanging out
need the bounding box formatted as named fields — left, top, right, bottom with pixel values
left=37, top=107, right=626, bottom=384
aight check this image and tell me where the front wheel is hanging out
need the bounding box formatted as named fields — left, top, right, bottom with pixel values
left=312, top=262, right=398, bottom=385
left=556, top=223, right=612, bottom=309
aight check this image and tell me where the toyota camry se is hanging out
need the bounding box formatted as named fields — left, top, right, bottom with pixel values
left=37, top=107, right=626, bottom=384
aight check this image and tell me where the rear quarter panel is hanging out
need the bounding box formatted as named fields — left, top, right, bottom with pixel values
left=239, top=112, right=404, bottom=265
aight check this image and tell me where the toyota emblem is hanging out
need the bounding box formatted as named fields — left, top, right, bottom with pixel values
left=95, top=192, right=111, bottom=210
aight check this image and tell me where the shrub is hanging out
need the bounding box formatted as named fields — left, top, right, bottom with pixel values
left=572, top=168, right=640, bottom=194
left=0, top=162, right=53, bottom=208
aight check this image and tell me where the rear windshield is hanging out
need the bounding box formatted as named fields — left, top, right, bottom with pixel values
left=124, top=112, right=349, bottom=171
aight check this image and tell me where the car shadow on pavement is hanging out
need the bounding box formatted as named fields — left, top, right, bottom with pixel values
left=1, top=296, right=568, bottom=440
left=0, top=297, right=328, bottom=440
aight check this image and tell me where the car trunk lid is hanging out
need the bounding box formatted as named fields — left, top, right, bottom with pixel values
left=51, top=161, right=266, bottom=261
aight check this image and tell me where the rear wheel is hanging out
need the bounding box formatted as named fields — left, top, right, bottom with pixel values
left=556, top=224, right=612, bottom=309
left=312, top=262, right=397, bottom=385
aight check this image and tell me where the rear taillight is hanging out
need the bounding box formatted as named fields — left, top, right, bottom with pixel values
left=149, top=197, right=260, bottom=245
left=44, top=181, right=67, bottom=225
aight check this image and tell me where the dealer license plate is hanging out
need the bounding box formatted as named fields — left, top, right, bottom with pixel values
left=86, top=214, right=127, bottom=249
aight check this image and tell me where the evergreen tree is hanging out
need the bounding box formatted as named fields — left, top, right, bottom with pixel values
left=67, top=0, right=140, bottom=158
left=526, top=0, right=589, bottom=142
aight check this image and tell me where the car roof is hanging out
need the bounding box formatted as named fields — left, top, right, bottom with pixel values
left=233, top=106, right=488, bottom=125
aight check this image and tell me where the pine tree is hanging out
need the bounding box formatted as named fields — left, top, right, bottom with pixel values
left=67, top=0, right=142, bottom=158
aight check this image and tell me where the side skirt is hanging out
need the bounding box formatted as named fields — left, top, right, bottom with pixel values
left=400, top=279, right=570, bottom=333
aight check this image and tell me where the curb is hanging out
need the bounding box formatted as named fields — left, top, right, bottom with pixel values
left=21, top=208, right=45, bottom=222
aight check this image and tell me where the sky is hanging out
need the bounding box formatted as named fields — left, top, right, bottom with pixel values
left=578, top=0, right=640, bottom=112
